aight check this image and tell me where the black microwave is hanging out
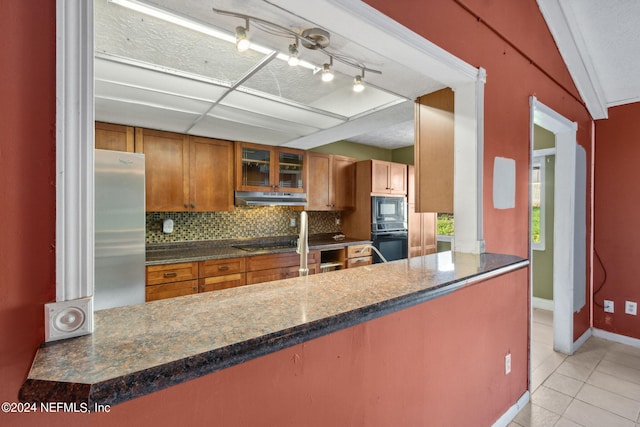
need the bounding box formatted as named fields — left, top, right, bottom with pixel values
left=372, top=196, right=407, bottom=230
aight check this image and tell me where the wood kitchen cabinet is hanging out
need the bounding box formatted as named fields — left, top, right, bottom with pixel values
left=414, top=88, right=454, bottom=213
left=189, top=136, right=234, bottom=212
left=235, top=141, right=306, bottom=193
left=371, top=160, right=407, bottom=196
left=136, top=128, right=233, bottom=212
left=307, top=152, right=356, bottom=210
left=246, top=251, right=320, bottom=285
left=145, top=262, right=199, bottom=301
left=95, top=122, right=134, bottom=152
left=408, top=205, right=437, bottom=257
left=407, top=166, right=437, bottom=257
left=199, top=257, right=246, bottom=292
left=346, top=244, right=372, bottom=268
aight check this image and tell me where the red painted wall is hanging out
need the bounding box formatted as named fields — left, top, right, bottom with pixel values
left=0, top=0, right=59, bottom=425
left=363, top=0, right=593, bottom=339
left=594, top=102, right=640, bottom=338
left=1, top=0, right=594, bottom=425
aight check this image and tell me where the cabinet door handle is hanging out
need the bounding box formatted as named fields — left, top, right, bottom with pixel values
left=191, top=203, right=196, bottom=209
left=218, top=265, right=230, bottom=271
left=184, top=204, right=189, bottom=209
left=163, top=272, right=178, bottom=278
left=195, top=285, right=201, bottom=292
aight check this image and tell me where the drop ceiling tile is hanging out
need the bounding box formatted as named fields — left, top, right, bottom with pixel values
left=309, top=84, right=405, bottom=118
left=95, top=97, right=199, bottom=132
left=208, top=105, right=319, bottom=136
left=221, top=91, right=345, bottom=129
left=95, top=0, right=266, bottom=83
left=96, top=80, right=212, bottom=114
left=95, top=57, right=229, bottom=102
left=190, top=115, right=299, bottom=146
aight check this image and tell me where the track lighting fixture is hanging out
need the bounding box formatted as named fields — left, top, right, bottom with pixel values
left=235, top=20, right=250, bottom=52
left=212, top=7, right=381, bottom=80
left=322, top=58, right=334, bottom=82
left=353, top=73, right=365, bottom=92
left=287, top=39, right=300, bottom=66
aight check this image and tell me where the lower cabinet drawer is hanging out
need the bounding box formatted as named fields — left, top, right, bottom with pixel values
left=199, top=273, right=246, bottom=292
left=246, top=268, right=284, bottom=285
left=347, top=245, right=371, bottom=258
left=145, top=280, right=199, bottom=302
left=199, top=258, right=245, bottom=278
left=146, top=262, right=198, bottom=285
left=347, top=256, right=372, bottom=268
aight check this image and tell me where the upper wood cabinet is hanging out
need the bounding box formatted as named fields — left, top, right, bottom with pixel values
left=407, top=165, right=437, bottom=258
left=189, top=136, right=234, bottom=212
left=95, top=122, right=134, bottom=152
left=307, top=152, right=356, bottom=210
left=136, top=128, right=233, bottom=212
left=235, top=141, right=306, bottom=193
left=370, top=160, right=407, bottom=196
left=415, top=88, right=454, bottom=213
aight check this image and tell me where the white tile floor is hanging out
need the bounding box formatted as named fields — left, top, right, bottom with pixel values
left=509, top=309, right=640, bottom=427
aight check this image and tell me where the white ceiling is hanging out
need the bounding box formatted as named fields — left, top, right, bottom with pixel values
left=94, top=0, right=447, bottom=149
left=538, top=0, right=640, bottom=119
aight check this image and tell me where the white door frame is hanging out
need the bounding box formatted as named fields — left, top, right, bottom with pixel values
left=530, top=96, right=579, bottom=355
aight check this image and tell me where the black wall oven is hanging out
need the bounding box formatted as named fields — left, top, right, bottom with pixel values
left=371, top=196, right=408, bottom=263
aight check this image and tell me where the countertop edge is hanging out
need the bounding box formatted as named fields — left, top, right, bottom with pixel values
left=20, top=257, right=528, bottom=407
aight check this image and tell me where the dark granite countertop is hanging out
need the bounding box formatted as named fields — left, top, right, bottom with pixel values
left=20, top=251, right=528, bottom=407
left=145, top=234, right=372, bottom=265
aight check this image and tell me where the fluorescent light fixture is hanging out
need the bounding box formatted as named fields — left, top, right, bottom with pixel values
left=109, top=0, right=319, bottom=71
left=109, top=0, right=234, bottom=43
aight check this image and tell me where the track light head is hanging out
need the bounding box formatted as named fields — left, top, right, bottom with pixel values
left=235, top=22, right=250, bottom=52
left=287, top=42, right=300, bottom=66
left=353, top=74, right=365, bottom=92
left=321, top=59, right=334, bottom=82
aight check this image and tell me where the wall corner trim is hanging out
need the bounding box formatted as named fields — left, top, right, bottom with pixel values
left=54, top=0, right=95, bottom=338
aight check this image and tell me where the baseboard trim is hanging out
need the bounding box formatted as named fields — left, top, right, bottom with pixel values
left=491, top=391, right=530, bottom=427
left=571, top=328, right=592, bottom=353
left=532, top=297, right=554, bottom=311
left=593, top=328, right=640, bottom=349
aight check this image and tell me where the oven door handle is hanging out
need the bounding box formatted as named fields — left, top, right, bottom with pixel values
left=373, top=231, right=408, bottom=239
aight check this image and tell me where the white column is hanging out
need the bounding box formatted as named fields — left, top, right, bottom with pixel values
left=47, top=0, right=94, bottom=341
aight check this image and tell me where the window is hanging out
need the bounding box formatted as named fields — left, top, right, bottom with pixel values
left=531, top=156, right=545, bottom=250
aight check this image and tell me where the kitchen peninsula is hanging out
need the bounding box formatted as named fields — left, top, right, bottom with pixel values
left=20, top=251, right=528, bottom=410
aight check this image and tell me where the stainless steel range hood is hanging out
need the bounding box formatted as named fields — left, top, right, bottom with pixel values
left=234, top=191, right=308, bottom=207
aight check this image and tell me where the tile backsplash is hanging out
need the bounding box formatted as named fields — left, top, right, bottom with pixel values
left=146, top=207, right=342, bottom=244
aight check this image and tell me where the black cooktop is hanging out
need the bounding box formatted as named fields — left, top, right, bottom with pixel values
left=233, top=242, right=297, bottom=252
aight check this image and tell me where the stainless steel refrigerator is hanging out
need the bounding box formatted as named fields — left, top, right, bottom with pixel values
left=94, top=149, right=146, bottom=311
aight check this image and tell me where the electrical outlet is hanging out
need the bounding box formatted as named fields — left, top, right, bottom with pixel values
left=290, top=218, right=297, bottom=227
left=604, top=300, right=614, bottom=313
left=505, top=353, right=511, bottom=375
left=625, top=301, right=637, bottom=315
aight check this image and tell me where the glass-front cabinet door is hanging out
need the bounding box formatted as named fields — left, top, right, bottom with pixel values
left=278, top=149, right=304, bottom=192
left=235, top=142, right=306, bottom=193
left=239, top=144, right=272, bottom=189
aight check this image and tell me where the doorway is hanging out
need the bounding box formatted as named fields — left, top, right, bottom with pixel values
left=529, top=97, right=585, bottom=356
left=531, top=126, right=556, bottom=311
